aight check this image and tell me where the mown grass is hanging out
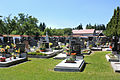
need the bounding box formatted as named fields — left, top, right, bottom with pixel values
left=0, top=51, right=120, bottom=80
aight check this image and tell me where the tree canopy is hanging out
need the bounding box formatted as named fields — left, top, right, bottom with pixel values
left=86, top=23, right=105, bottom=30
left=73, top=24, right=83, bottom=30
left=104, top=6, right=120, bottom=37
left=0, top=13, right=72, bottom=36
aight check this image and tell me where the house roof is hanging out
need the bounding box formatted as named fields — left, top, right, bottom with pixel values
left=72, top=35, right=106, bottom=38
left=96, top=30, right=103, bottom=34
left=72, top=29, right=95, bottom=34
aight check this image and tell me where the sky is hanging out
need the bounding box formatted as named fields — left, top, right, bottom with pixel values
left=0, top=0, right=120, bottom=29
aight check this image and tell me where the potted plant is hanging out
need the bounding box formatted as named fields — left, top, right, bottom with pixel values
left=96, top=42, right=100, bottom=48
left=89, top=44, right=93, bottom=50
left=0, top=57, right=6, bottom=62
left=40, top=44, right=46, bottom=52
left=13, top=55, right=16, bottom=59
left=6, top=45, right=10, bottom=52
left=65, top=48, right=70, bottom=56
left=65, top=53, right=76, bottom=63
left=0, top=48, right=5, bottom=57
left=36, top=49, right=40, bottom=53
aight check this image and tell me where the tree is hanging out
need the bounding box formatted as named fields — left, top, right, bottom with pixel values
left=1, top=15, right=17, bottom=35
left=15, top=13, right=39, bottom=35
left=86, top=23, right=106, bottom=30
left=104, top=6, right=120, bottom=36
left=44, top=28, right=52, bottom=36
left=75, top=24, right=83, bottom=30
left=39, top=22, right=46, bottom=31
left=63, top=28, right=72, bottom=36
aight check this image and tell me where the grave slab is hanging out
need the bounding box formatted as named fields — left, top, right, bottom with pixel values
left=28, top=49, right=63, bottom=58
left=91, top=47, right=102, bottom=51
left=54, top=59, right=84, bottom=72
left=0, top=57, right=27, bottom=67
left=106, top=54, right=119, bottom=62
left=53, top=53, right=67, bottom=59
left=102, top=48, right=112, bottom=51
left=111, top=62, right=120, bottom=72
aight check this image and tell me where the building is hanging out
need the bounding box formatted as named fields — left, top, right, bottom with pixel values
left=72, top=29, right=96, bottom=37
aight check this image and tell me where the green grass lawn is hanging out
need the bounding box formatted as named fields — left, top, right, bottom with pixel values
left=0, top=51, right=120, bottom=80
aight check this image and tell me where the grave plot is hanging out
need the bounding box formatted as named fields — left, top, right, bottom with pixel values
left=91, top=47, right=102, bottom=51
left=102, top=48, right=112, bottom=51
left=81, top=49, right=91, bottom=55
left=54, top=59, right=84, bottom=72
left=105, top=36, right=120, bottom=72
left=105, top=54, right=119, bottom=62
left=54, top=35, right=85, bottom=72
left=111, top=62, right=120, bottom=72
left=28, top=36, right=64, bottom=58
left=0, top=43, right=28, bottom=67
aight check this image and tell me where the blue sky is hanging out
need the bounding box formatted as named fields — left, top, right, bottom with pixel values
left=0, top=0, right=120, bottom=29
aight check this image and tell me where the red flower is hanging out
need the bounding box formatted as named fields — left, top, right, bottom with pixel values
left=71, top=53, right=76, bottom=55
left=109, top=46, right=112, bottom=49
left=0, top=48, right=5, bottom=52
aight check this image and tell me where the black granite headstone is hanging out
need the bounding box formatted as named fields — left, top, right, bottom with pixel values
left=16, top=43, right=25, bottom=52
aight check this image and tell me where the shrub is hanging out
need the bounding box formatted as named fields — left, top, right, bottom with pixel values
left=89, top=44, right=93, bottom=49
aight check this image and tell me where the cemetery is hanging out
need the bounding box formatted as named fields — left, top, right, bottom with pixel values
left=1, top=5, right=120, bottom=80
left=0, top=31, right=120, bottom=79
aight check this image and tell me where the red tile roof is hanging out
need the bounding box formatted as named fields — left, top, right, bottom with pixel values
left=72, top=29, right=95, bottom=34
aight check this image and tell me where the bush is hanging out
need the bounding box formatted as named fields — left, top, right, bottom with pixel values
left=28, top=52, right=47, bottom=56
left=28, top=52, right=36, bottom=55
left=89, top=44, right=93, bottom=49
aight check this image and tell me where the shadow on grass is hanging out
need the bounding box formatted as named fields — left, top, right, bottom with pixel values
left=81, top=62, right=91, bottom=72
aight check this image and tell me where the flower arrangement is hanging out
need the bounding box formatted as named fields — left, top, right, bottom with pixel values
left=11, top=53, right=16, bottom=59
left=0, top=48, right=6, bottom=57
left=49, top=43, right=53, bottom=46
left=13, top=54, right=16, bottom=59
left=15, top=48, right=20, bottom=54
left=40, top=44, right=46, bottom=52
left=65, top=49, right=77, bottom=63
left=6, top=45, right=10, bottom=49
left=11, top=43, right=14, bottom=48
left=33, top=46, right=36, bottom=49
left=96, top=43, right=100, bottom=47
left=65, top=48, right=69, bottom=53
left=0, top=48, right=5, bottom=53
left=0, top=57, right=6, bottom=62
left=36, top=49, right=40, bottom=53
left=89, top=44, right=93, bottom=49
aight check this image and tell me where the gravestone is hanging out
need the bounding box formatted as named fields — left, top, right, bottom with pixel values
left=40, top=42, right=49, bottom=49
left=16, top=43, right=25, bottom=52
left=29, top=40, right=38, bottom=47
left=69, top=37, right=81, bottom=56
left=15, top=38, right=20, bottom=44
